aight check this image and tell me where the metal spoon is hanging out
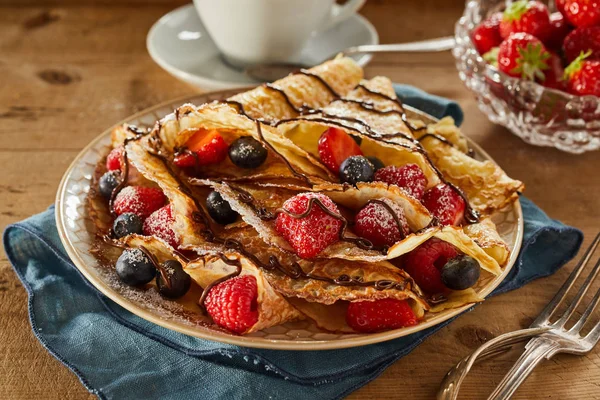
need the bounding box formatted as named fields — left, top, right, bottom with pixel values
left=245, top=36, right=456, bottom=82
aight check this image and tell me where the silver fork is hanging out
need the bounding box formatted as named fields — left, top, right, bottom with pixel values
left=438, top=232, right=600, bottom=400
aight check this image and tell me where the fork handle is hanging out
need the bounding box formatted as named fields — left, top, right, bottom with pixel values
left=487, top=336, right=560, bottom=400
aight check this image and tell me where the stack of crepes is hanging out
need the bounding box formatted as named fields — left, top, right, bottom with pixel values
left=93, top=56, right=524, bottom=335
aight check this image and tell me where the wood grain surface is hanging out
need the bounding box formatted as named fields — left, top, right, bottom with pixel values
left=1, top=1, right=599, bottom=399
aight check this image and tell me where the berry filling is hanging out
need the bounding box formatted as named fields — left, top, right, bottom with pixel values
left=174, top=129, right=229, bottom=168
left=346, top=298, right=418, bottom=333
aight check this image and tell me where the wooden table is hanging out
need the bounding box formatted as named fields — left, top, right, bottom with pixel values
left=1, top=1, right=599, bottom=398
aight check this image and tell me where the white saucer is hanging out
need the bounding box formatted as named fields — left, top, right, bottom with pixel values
left=147, top=4, right=378, bottom=90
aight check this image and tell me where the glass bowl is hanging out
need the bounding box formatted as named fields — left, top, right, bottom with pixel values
left=453, top=0, right=600, bottom=154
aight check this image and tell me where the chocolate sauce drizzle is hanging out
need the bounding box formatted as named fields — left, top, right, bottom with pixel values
left=294, top=69, right=342, bottom=99
left=253, top=120, right=312, bottom=185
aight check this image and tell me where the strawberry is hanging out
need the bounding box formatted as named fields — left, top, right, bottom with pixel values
left=354, top=199, right=410, bottom=248
left=204, top=275, right=259, bottom=334
left=564, top=51, right=600, bottom=96
left=471, top=12, right=503, bottom=55
left=106, top=146, right=124, bottom=171
left=422, top=184, right=466, bottom=226
left=499, top=0, right=551, bottom=43
left=404, top=238, right=459, bottom=294
left=173, top=129, right=228, bottom=168
left=317, top=127, right=363, bottom=174
left=113, top=186, right=166, bottom=219
left=373, top=164, right=428, bottom=200
left=143, top=204, right=178, bottom=248
left=545, top=12, right=571, bottom=50
left=542, top=52, right=567, bottom=90
left=275, top=193, right=342, bottom=259
left=563, top=0, right=600, bottom=28
left=563, top=26, right=600, bottom=63
left=498, top=32, right=551, bottom=80
left=555, top=0, right=568, bottom=15
left=346, top=299, right=418, bottom=333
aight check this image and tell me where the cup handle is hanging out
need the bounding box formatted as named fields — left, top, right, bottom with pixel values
left=320, top=0, right=366, bottom=32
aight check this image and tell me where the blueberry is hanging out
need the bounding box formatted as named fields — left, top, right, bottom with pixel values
left=156, top=260, right=191, bottom=298
left=441, top=255, right=481, bottom=290
left=99, top=171, right=121, bottom=198
left=206, top=191, right=238, bottom=225
left=228, top=136, right=268, bottom=169
left=366, top=156, right=385, bottom=171
left=350, top=134, right=362, bottom=146
left=113, top=213, right=143, bottom=238
left=115, top=248, right=156, bottom=286
left=339, top=155, right=375, bottom=185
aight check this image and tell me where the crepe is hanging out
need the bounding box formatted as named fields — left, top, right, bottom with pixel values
left=209, top=180, right=502, bottom=276
left=90, top=56, right=522, bottom=336
left=274, top=76, right=524, bottom=217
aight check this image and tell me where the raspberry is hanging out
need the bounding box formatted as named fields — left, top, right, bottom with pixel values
left=143, top=204, right=178, bottom=248
left=204, top=275, right=259, bottom=334
left=346, top=299, right=418, bottom=333
left=354, top=199, right=409, bottom=248
left=113, top=186, right=166, bottom=219
left=275, top=193, right=342, bottom=259
left=174, top=129, right=229, bottom=168
left=404, top=238, right=459, bottom=294
left=422, top=184, right=465, bottom=226
left=106, top=146, right=124, bottom=171
left=374, top=164, right=428, bottom=200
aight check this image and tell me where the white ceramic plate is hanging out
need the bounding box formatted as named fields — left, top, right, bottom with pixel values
left=56, top=89, right=523, bottom=350
left=146, top=4, right=378, bottom=90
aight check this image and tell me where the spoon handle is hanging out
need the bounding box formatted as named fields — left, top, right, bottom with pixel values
left=343, top=36, right=456, bottom=55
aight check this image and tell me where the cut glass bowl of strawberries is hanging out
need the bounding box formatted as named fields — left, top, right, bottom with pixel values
left=454, top=0, right=600, bottom=153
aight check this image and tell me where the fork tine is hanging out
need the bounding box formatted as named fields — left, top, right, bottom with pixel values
left=556, top=256, right=600, bottom=328
left=569, top=270, right=600, bottom=334
left=585, top=319, right=600, bottom=345
left=532, top=232, right=600, bottom=327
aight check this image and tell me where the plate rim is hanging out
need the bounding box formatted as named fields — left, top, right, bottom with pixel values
left=146, top=3, right=379, bottom=90
left=55, top=89, right=524, bottom=351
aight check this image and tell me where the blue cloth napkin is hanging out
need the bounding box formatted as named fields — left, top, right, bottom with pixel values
left=3, top=87, right=582, bottom=400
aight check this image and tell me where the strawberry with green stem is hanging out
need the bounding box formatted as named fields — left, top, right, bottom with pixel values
left=499, top=0, right=551, bottom=42
left=564, top=51, right=600, bottom=96
left=498, top=32, right=551, bottom=81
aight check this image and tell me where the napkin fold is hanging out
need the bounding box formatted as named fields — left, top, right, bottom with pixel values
left=3, top=86, right=582, bottom=400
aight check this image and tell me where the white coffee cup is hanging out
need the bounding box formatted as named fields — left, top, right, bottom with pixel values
left=193, top=0, right=366, bottom=68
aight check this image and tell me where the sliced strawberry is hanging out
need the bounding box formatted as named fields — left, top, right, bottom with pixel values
left=143, top=204, right=178, bottom=248
left=106, top=146, right=124, bottom=171
left=346, top=299, right=418, bottom=333
left=274, top=193, right=342, bottom=259
left=317, top=127, right=363, bottom=174
left=422, top=184, right=466, bottom=226
left=173, top=129, right=228, bottom=168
